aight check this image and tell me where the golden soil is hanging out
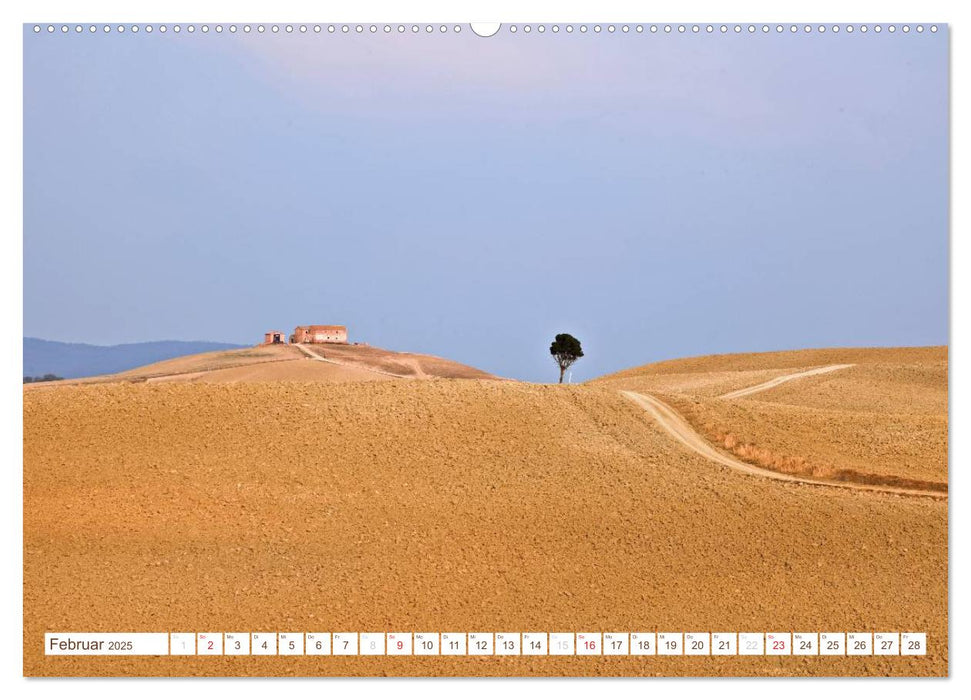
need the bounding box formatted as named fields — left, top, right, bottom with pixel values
left=118, top=344, right=304, bottom=379
left=24, top=343, right=494, bottom=387
left=601, top=346, right=945, bottom=379
left=596, top=347, right=948, bottom=491
left=298, top=343, right=495, bottom=380
left=24, top=376, right=946, bottom=677
left=146, top=357, right=389, bottom=384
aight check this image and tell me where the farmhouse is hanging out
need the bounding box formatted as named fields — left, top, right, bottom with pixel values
left=262, top=330, right=287, bottom=345
left=291, top=325, right=348, bottom=344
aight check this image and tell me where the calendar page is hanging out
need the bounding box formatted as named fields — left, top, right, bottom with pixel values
left=22, top=17, right=948, bottom=679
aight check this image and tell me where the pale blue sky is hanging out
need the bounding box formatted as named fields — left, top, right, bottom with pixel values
left=24, top=26, right=948, bottom=381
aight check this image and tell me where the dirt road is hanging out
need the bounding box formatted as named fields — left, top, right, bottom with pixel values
left=719, top=364, right=854, bottom=399
left=621, top=390, right=945, bottom=499
left=294, top=343, right=410, bottom=379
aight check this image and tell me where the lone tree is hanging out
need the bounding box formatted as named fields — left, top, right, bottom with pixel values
left=550, top=333, right=584, bottom=384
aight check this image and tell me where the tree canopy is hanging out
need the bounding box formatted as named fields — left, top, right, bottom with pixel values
left=549, top=333, right=584, bottom=383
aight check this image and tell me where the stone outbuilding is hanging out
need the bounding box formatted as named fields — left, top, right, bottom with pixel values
left=263, top=331, right=287, bottom=345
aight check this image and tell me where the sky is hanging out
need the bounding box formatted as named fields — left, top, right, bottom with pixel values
left=23, top=25, right=948, bottom=382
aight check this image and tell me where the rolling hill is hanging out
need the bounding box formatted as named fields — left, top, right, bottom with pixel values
left=23, top=345, right=947, bottom=677
left=23, top=341, right=499, bottom=386
left=594, top=346, right=948, bottom=491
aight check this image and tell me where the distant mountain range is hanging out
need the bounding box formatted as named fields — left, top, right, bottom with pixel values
left=24, top=337, right=248, bottom=380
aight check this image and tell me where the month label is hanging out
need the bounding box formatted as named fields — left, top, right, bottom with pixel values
left=44, top=633, right=169, bottom=656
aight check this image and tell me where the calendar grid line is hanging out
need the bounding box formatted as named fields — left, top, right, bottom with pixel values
left=44, top=632, right=928, bottom=657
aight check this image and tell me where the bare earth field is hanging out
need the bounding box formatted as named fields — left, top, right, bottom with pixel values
left=298, top=342, right=496, bottom=380
left=117, top=345, right=304, bottom=379
left=601, top=346, right=945, bottom=379
left=23, top=349, right=947, bottom=676
left=23, top=343, right=494, bottom=387
left=596, top=347, right=948, bottom=491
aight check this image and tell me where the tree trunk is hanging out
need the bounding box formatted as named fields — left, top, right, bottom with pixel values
left=559, top=365, right=565, bottom=383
